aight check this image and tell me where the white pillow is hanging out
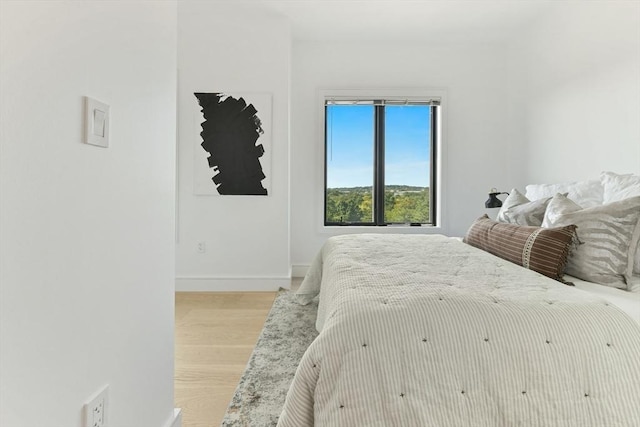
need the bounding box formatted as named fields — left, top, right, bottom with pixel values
left=495, top=188, right=551, bottom=226
left=601, top=171, right=640, bottom=277
left=542, top=194, right=640, bottom=288
left=525, top=179, right=603, bottom=208
left=601, top=171, right=640, bottom=203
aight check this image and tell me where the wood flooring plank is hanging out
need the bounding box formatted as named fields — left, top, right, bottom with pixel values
left=174, top=290, right=277, bottom=427
left=175, top=385, right=237, bottom=427
left=175, top=345, right=254, bottom=366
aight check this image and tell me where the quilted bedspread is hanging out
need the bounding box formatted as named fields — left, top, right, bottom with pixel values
left=277, top=234, right=640, bottom=427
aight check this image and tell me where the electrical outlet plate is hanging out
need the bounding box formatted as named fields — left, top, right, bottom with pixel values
left=84, top=385, right=109, bottom=427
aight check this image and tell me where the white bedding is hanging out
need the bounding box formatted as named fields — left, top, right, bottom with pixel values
left=570, top=276, right=640, bottom=324
left=278, top=234, right=640, bottom=427
left=451, top=236, right=640, bottom=323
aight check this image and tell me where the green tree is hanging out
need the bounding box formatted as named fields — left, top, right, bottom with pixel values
left=359, top=192, right=373, bottom=222
left=326, top=187, right=430, bottom=224
left=326, top=189, right=365, bottom=223
left=386, top=188, right=430, bottom=223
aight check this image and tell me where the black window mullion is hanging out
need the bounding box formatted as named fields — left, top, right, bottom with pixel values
left=324, top=105, right=329, bottom=224
left=430, top=105, right=437, bottom=226
left=374, top=105, right=385, bottom=225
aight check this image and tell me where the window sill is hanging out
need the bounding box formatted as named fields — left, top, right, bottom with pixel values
left=320, top=224, right=444, bottom=234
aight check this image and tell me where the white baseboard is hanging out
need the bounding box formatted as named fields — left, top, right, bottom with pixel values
left=291, top=265, right=310, bottom=278
left=163, top=408, right=181, bottom=427
left=175, top=276, right=291, bottom=291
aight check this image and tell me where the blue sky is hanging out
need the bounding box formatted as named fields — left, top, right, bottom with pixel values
left=326, top=104, right=431, bottom=188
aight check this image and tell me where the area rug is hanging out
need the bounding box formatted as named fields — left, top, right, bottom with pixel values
left=221, top=288, right=319, bottom=426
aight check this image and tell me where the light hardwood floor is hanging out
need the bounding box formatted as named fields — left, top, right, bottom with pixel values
left=174, top=290, right=280, bottom=427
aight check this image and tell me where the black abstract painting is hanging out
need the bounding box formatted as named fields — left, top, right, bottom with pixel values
left=194, top=92, right=268, bottom=195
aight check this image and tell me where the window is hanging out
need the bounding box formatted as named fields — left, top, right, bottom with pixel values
left=324, top=98, right=440, bottom=226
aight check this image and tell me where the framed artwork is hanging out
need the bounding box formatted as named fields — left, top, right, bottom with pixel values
left=193, top=92, right=272, bottom=195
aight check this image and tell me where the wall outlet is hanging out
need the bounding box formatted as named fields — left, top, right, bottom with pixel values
left=197, top=241, right=206, bottom=253
left=84, top=385, right=109, bottom=427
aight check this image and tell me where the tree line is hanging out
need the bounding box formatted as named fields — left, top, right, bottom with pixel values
left=326, top=186, right=430, bottom=224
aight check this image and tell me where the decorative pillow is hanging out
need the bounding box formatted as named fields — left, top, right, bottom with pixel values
left=525, top=179, right=603, bottom=208
left=542, top=194, right=640, bottom=288
left=601, top=171, right=640, bottom=203
left=628, top=276, right=640, bottom=293
left=464, top=215, right=576, bottom=282
left=600, top=171, right=640, bottom=277
left=496, top=189, right=552, bottom=226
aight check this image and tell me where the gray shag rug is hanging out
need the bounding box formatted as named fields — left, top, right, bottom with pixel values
left=221, top=288, right=319, bottom=426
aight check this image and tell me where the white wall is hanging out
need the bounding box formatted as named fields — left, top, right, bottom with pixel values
left=290, top=42, right=510, bottom=266
left=507, top=1, right=640, bottom=186
left=0, top=2, right=178, bottom=427
left=176, top=1, right=291, bottom=291
left=174, top=1, right=639, bottom=279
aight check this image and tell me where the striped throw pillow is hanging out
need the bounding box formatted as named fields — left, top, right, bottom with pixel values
left=464, top=215, right=576, bottom=282
left=542, top=194, right=640, bottom=288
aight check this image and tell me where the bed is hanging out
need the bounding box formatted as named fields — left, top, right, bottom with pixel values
left=277, top=173, right=640, bottom=426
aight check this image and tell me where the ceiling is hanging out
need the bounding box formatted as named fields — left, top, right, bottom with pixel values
left=252, top=0, right=558, bottom=43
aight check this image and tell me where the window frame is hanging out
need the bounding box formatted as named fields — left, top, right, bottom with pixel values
left=322, top=94, right=442, bottom=228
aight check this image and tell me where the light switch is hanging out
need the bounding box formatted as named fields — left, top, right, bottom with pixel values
left=93, top=109, right=106, bottom=137
left=85, top=96, right=110, bottom=148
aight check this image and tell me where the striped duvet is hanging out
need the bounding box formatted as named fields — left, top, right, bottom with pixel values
left=278, top=234, right=640, bottom=427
